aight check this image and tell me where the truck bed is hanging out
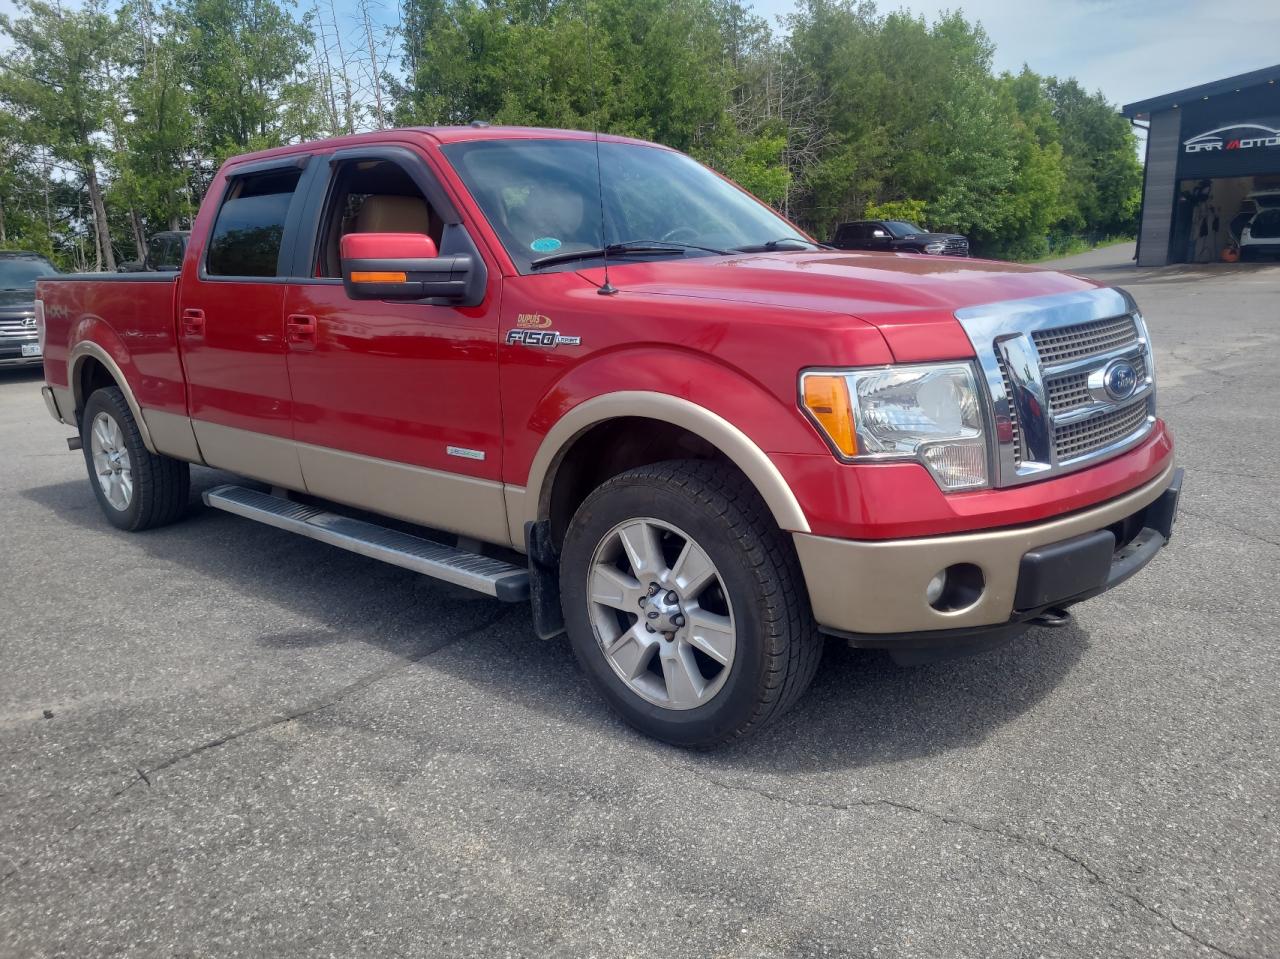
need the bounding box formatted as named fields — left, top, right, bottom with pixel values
left=38, top=273, right=186, bottom=418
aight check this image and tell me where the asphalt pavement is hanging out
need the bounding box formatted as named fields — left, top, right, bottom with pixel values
left=1, top=252, right=1277, bottom=958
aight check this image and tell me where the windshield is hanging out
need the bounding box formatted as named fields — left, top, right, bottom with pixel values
left=883, top=221, right=923, bottom=238
left=0, top=256, right=57, bottom=291
left=442, top=139, right=813, bottom=272
left=1251, top=193, right=1280, bottom=209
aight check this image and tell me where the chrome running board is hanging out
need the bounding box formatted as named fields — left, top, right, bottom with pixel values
left=202, top=484, right=529, bottom=602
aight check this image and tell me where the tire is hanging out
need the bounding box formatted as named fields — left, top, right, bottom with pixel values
left=80, top=386, right=190, bottom=531
left=559, top=460, right=822, bottom=748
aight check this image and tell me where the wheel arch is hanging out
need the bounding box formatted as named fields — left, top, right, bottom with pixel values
left=509, top=391, right=811, bottom=547
left=68, top=340, right=157, bottom=453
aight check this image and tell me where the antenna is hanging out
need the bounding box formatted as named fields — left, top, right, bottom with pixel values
left=585, top=5, right=617, bottom=296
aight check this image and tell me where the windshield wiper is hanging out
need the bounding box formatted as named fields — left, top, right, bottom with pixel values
left=732, top=236, right=828, bottom=252
left=529, top=240, right=729, bottom=270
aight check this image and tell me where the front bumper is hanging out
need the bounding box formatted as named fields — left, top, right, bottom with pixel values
left=0, top=351, right=43, bottom=368
left=794, top=464, right=1181, bottom=653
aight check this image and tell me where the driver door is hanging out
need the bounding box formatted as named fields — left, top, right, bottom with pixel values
left=282, top=146, right=509, bottom=543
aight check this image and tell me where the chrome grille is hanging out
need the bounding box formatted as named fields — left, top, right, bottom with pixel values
left=0, top=312, right=37, bottom=340
left=955, top=288, right=1156, bottom=488
left=1030, top=315, right=1138, bottom=365
left=1047, top=355, right=1147, bottom=414
left=996, top=354, right=1023, bottom=464
left=1055, top=398, right=1151, bottom=461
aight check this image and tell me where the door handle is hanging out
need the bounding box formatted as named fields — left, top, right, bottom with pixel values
left=285, top=313, right=317, bottom=349
left=181, top=308, right=205, bottom=337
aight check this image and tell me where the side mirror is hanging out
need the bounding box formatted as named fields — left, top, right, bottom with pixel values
left=341, top=232, right=473, bottom=301
left=872, top=229, right=888, bottom=238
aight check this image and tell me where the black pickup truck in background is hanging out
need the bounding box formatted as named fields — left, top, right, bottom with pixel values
left=118, top=231, right=190, bottom=273
left=0, top=251, right=58, bottom=368
left=831, top=219, right=970, bottom=256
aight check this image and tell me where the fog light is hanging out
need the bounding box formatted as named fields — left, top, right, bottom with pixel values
left=927, top=563, right=985, bottom=612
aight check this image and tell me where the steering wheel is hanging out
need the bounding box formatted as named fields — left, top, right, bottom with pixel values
left=659, top=226, right=700, bottom=244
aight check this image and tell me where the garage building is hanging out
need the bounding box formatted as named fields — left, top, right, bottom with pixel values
left=1124, top=64, right=1280, bottom=266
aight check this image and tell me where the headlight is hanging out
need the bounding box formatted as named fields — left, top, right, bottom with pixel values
left=924, top=241, right=946, bottom=254
left=801, top=363, right=989, bottom=490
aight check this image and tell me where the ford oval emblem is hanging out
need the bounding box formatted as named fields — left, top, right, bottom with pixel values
left=1103, top=360, right=1138, bottom=401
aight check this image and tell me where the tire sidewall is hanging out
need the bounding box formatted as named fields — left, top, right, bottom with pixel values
left=81, top=388, right=145, bottom=531
left=561, top=474, right=781, bottom=747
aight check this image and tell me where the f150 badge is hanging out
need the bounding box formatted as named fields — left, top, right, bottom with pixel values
left=506, top=327, right=581, bottom=348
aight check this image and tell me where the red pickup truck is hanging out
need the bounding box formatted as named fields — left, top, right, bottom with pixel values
left=37, top=126, right=1181, bottom=746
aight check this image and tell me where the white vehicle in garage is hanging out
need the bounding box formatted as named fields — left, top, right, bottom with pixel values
left=1238, top=190, right=1280, bottom=260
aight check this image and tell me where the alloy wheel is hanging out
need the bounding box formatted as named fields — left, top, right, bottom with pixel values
left=587, top=517, right=736, bottom=710
left=89, top=411, right=133, bottom=511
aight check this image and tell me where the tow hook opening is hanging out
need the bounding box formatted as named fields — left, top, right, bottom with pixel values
left=1030, top=606, right=1072, bottom=628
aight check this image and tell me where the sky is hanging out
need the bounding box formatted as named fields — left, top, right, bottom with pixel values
left=748, top=0, right=1280, bottom=109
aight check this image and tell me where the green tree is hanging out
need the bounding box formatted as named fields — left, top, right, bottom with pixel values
left=0, top=0, right=122, bottom=269
left=174, top=0, right=322, bottom=167
left=115, top=0, right=197, bottom=247
left=1047, top=77, right=1143, bottom=239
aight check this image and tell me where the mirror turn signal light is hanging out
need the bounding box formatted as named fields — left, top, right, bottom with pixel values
left=351, top=270, right=408, bottom=283
left=802, top=374, right=858, bottom=457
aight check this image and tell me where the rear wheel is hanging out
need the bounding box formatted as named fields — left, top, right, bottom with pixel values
left=80, top=386, right=190, bottom=531
left=560, top=460, right=822, bottom=747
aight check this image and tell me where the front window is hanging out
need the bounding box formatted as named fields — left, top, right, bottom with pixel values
left=442, top=138, right=813, bottom=272
left=0, top=256, right=57, bottom=291
left=882, top=221, right=923, bottom=238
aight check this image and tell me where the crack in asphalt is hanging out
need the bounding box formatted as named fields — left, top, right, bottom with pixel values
left=0, top=604, right=516, bottom=887
left=111, top=605, right=517, bottom=798
left=1178, top=507, right=1280, bottom=551
left=703, top=776, right=1252, bottom=959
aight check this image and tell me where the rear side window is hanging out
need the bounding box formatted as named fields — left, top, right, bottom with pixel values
left=206, top=169, right=302, bottom=277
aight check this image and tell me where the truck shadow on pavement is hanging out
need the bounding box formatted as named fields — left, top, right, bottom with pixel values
left=22, top=468, right=1088, bottom=774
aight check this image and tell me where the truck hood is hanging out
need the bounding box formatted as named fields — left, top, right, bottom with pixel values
left=578, top=251, right=1100, bottom=362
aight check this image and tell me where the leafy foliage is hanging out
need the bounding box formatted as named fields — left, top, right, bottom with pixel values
left=0, top=0, right=1142, bottom=268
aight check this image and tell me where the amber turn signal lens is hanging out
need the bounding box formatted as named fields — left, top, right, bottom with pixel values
left=802, top=374, right=858, bottom=457
left=351, top=270, right=407, bottom=283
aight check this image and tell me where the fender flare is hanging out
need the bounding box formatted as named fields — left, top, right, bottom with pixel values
left=68, top=340, right=158, bottom=453
left=510, top=391, right=811, bottom=544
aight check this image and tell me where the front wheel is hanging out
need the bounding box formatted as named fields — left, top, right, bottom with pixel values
left=560, top=460, right=822, bottom=747
left=80, top=386, right=190, bottom=531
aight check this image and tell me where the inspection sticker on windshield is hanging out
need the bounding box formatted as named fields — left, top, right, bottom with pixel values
left=530, top=236, right=561, bottom=253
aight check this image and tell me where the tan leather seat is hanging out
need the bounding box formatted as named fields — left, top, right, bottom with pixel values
left=355, top=194, right=436, bottom=236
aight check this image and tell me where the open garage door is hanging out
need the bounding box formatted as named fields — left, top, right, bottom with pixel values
left=1172, top=174, right=1280, bottom=263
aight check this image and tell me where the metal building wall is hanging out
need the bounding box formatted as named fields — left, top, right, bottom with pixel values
left=1136, top=109, right=1182, bottom=267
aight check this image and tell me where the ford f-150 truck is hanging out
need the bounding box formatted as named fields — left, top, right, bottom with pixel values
left=37, top=126, right=1181, bottom=747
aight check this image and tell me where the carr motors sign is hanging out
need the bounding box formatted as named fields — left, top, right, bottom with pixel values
left=1180, top=119, right=1280, bottom=177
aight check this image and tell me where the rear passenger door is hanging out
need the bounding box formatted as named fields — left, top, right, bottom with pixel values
left=178, top=157, right=316, bottom=489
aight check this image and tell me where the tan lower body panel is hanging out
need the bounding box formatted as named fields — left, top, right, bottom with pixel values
left=793, top=462, right=1176, bottom=635
left=142, top=409, right=205, bottom=463
left=144, top=417, right=511, bottom=545
left=297, top=442, right=511, bottom=545
left=50, top=387, right=74, bottom=425
left=192, top=420, right=306, bottom=490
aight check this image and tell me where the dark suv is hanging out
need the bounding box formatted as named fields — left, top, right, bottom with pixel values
left=831, top=219, right=969, bottom=256
left=0, top=251, right=58, bottom=369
